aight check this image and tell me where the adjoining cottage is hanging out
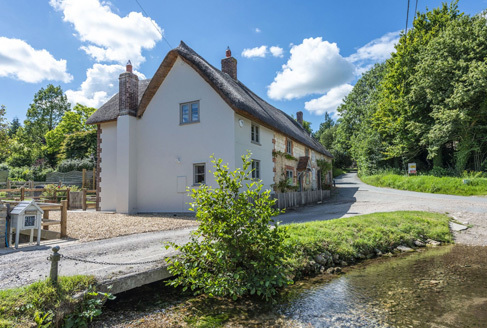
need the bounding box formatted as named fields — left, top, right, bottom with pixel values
left=87, top=42, right=333, bottom=213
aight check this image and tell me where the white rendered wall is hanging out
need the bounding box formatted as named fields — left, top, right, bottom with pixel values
left=234, top=115, right=274, bottom=190
left=116, top=116, right=138, bottom=213
left=136, top=57, right=236, bottom=212
left=99, top=122, right=117, bottom=211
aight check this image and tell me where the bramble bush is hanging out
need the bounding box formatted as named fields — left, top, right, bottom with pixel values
left=166, top=153, right=292, bottom=301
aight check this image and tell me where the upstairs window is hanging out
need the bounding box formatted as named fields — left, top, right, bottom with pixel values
left=193, top=163, right=205, bottom=185
left=251, top=124, right=260, bottom=144
left=286, top=139, right=292, bottom=155
left=180, top=101, right=200, bottom=124
left=251, top=160, right=260, bottom=179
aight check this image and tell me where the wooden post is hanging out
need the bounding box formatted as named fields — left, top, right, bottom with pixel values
left=43, top=210, right=49, bottom=230
left=54, top=189, right=57, bottom=203
left=20, top=187, right=25, bottom=201
left=61, top=200, right=67, bottom=238
left=82, top=189, right=87, bottom=211
left=82, top=169, right=86, bottom=189
left=66, top=187, right=70, bottom=210
left=92, top=168, right=96, bottom=190
left=6, top=179, right=10, bottom=189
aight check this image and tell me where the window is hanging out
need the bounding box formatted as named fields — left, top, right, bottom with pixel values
left=193, top=163, right=205, bottom=185
left=286, top=170, right=293, bottom=184
left=286, top=139, right=292, bottom=155
left=180, top=101, right=200, bottom=124
left=251, top=124, right=260, bottom=144
left=251, top=160, right=260, bottom=179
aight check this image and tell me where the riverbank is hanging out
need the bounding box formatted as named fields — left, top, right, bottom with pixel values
left=286, top=211, right=452, bottom=277
left=0, top=275, right=95, bottom=328
left=360, top=173, right=487, bottom=196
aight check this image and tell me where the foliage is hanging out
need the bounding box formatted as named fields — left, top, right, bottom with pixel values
left=8, top=117, right=20, bottom=138
left=361, top=173, right=487, bottom=196
left=166, top=154, right=293, bottom=301
left=64, top=287, right=115, bottom=328
left=0, top=105, right=9, bottom=162
left=59, top=130, right=97, bottom=161
left=57, top=158, right=94, bottom=172
left=44, top=104, right=96, bottom=165
left=273, top=173, right=299, bottom=193
left=6, top=165, right=54, bottom=182
left=286, top=211, right=452, bottom=274
left=0, top=275, right=95, bottom=327
left=24, top=84, right=70, bottom=145
left=332, top=167, right=345, bottom=178
left=272, top=150, right=297, bottom=161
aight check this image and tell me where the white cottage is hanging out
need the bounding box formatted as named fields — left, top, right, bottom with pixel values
left=87, top=42, right=333, bottom=213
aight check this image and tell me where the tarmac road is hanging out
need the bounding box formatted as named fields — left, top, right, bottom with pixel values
left=1, top=173, right=485, bottom=290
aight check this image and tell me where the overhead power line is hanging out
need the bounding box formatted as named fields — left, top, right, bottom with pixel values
left=134, top=0, right=172, bottom=49
left=405, top=0, right=411, bottom=33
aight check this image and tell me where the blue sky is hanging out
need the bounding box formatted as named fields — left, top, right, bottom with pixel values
left=1, top=0, right=486, bottom=132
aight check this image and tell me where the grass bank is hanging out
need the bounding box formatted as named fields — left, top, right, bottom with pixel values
left=285, top=211, right=452, bottom=276
left=361, top=173, right=487, bottom=196
left=0, top=275, right=95, bottom=327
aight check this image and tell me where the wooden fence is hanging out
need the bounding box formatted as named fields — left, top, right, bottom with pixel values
left=274, top=189, right=330, bottom=210
left=0, top=187, right=95, bottom=211
left=46, top=169, right=96, bottom=188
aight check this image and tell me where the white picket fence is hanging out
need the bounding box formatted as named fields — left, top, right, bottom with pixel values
left=274, top=189, right=330, bottom=209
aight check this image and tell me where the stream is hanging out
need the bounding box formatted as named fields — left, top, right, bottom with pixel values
left=94, top=245, right=487, bottom=327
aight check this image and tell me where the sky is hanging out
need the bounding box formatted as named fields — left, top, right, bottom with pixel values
left=1, top=0, right=486, bottom=132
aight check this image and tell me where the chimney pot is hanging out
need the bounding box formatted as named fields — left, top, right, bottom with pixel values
left=126, top=60, right=133, bottom=73
left=221, top=46, right=237, bottom=80
left=297, top=111, right=303, bottom=126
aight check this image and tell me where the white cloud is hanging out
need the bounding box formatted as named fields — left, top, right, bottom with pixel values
left=267, top=37, right=355, bottom=100
left=348, top=31, right=400, bottom=63
left=0, top=37, right=72, bottom=83
left=304, top=84, right=353, bottom=116
left=270, top=46, right=284, bottom=58
left=65, top=63, right=146, bottom=108
left=241, top=46, right=268, bottom=58
left=255, top=28, right=261, bottom=33
left=50, top=0, right=162, bottom=65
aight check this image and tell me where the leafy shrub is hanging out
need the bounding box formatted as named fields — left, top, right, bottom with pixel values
left=428, top=166, right=457, bottom=177
left=166, top=154, right=292, bottom=301
left=59, top=130, right=96, bottom=160
left=0, top=163, right=8, bottom=171
left=57, top=158, right=94, bottom=172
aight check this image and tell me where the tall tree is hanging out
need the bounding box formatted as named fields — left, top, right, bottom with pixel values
left=0, top=105, right=9, bottom=162
left=24, top=84, right=70, bottom=144
left=8, top=117, right=20, bottom=138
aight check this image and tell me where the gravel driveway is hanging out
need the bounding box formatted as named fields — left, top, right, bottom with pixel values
left=279, top=173, right=487, bottom=246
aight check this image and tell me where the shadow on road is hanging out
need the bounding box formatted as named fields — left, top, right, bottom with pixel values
left=277, top=175, right=359, bottom=225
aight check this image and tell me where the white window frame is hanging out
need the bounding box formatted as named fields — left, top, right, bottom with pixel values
left=193, top=163, right=205, bottom=185
left=251, top=124, right=260, bottom=144
left=251, top=159, right=260, bottom=179
left=286, top=169, right=293, bottom=184
left=180, top=100, right=200, bottom=125
left=286, top=139, right=292, bottom=155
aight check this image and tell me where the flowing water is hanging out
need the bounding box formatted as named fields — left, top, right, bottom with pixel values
left=96, top=245, right=487, bottom=327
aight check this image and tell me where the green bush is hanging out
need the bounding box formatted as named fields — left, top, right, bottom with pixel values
left=166, top=154, right=292, bottom=301
left=57, top=158, right=94, bottom=172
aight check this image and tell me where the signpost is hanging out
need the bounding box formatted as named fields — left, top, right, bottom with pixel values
left=408, top=163, right=417, bottom=175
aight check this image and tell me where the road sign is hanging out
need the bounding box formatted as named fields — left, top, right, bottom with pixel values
left=408, top=163, right=417, bottom=175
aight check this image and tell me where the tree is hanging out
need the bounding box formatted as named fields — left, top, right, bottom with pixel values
left=0, top=105, right=9, bottom=162
left=24, top=84, right=71, bottom=144
left=59, top=130, right=97, bottom=161
left=166, top=154, right=292, bottom=301
left=44, top=104, right=96, bottom=164
left=8, top=117, right=20, bottom=138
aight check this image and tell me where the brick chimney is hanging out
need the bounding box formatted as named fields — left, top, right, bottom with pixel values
left=296, top=111, right=303, bottom=126
left=119, top=60, right=139, bottom=116
left=221, top=46, right=237, bottom=80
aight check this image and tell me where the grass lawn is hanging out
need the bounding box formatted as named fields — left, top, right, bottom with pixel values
left=285, top=211, right=452, bottom=274
left=0, top=275, right=95, bottom=328
left=361, top=173, right=487, bottom=196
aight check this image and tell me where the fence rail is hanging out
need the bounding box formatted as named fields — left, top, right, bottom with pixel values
left=274, top=189, right=330, bottom=209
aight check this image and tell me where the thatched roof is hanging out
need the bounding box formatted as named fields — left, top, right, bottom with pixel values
left=87, top=41, right=332, bottom=157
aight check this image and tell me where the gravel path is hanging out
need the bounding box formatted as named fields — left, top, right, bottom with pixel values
left=48, top=211, right=198, bottom=242
left=279, top=173, right=487, bottom=246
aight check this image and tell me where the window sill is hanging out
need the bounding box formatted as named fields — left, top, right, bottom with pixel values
left=180, top=121, right=200, bottom=126
left=251, top=141, right=261, bottom=146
